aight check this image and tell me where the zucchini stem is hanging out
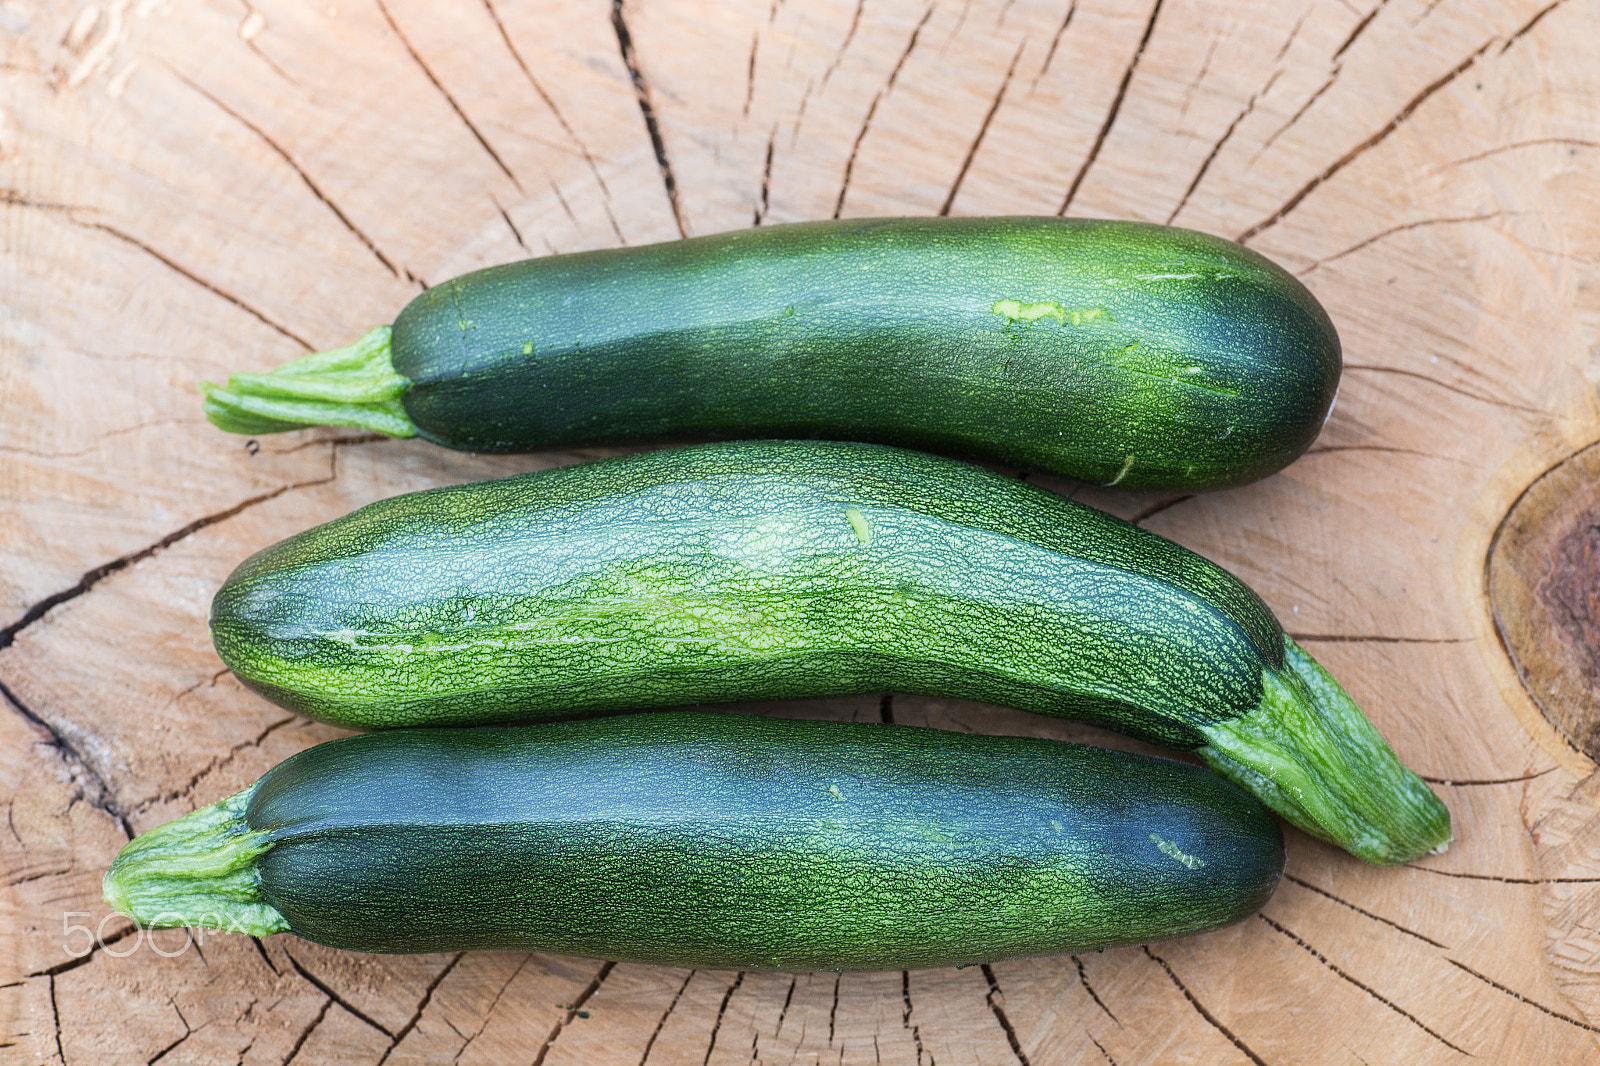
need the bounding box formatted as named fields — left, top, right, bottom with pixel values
left=1196, top=638, right=1452, bottom=865
left=102, top=785, right=290, bottom=937
left=200, top=326, right=419, bottom=438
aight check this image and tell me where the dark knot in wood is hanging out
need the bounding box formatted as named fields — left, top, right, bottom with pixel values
left=1489, top=441, right=1600, bottom=762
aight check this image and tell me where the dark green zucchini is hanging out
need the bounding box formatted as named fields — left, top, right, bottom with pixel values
left=210, top=439, right=1448, bottom=864
left=199, top=217, right=1339, bottom=490
left=103, top=713, right=1285, bottom=968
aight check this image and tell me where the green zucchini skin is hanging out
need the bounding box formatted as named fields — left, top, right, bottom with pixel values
left=210, top=439, right=1452, bottom=865
left=203, top=217, right=1339, bottom=490
left=394, top=218, right=1338, bottom=489
left=212, top=439, right=1279, bottom=744
left=103, top=713, right=1285, bottom=968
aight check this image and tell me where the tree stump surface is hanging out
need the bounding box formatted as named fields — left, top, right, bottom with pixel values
left=4, top=0, right=1600, bottom=1062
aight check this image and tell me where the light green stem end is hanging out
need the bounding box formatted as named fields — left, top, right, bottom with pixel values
left=200, top=325, right=418, bottom=438
left=102, top=785, right=289, bottom=936
left=1197, top=638, right=1452, bottom=865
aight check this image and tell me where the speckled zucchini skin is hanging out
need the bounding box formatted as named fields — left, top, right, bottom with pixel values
left=245, top=714, right=1285, bottom=965
left=211, top=439, right=1283, bottom=737
left=392, top=217, right=1339, bottom=490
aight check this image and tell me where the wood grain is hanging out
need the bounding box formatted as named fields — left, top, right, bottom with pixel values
left=4, top=0, right=1600, bottom=1062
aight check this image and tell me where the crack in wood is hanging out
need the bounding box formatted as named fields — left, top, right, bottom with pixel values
left=1167, top=70, right=1280, bottom=224
left=1282, top=874, right=1450, bottom=949
left=1257, top=67, right=1339, bottom=159
left=1177, top=38, right=1220, bottom=121
left=900, top=971, right=932, bottom=1066
left=753, top=127, right=776, bottom=226
left=638, top=969, right=695, bottom=1066
left=1068, top=955, right=1120, bottom=1025
left=1446, top=137, right=1599, bottom=169
left=185, top=929, right=207, bottom=967
left=1, top=675, right=133, bottom=840
left=145, top=996, right=193, bottom=1065
left=832, top=5, right=932, bottom=219
left=1030, top=0, right=1077, bottom=91
left=1257, top=915, right=1470, bottom=1053
left=49, top=974, right=63, bottom=1066
left=174, top=71, right=400, bottom=278
left=496, top=198, right=529, bottom=252
left=238, top=8, right=299, bottom=89
left=942, top=0, right=975, bottom=52
left=482, top=0, right=611, bottom=198
left=1057, top=0, right=1164, bottom=215
left=612, top=0, right=685, bottom=238
left=773, top=974, right=797, bottom=1038
left=827, top=972, right=841, bottom=1045
left=1342, top=363, right=1543, bottom=415
left=75, top=219, right=312, bottom=348
left=1499, top=0, right=1570, bottom=54
left=834, top=91, right=883, bottom=219
left=450, top=954, right=530, bottom=1064
left=1413, top=0, right=1449, bottom=24
left=4, top=865, right=74, bottom=890
left=0, top=461, right=342, bottom=652
left=1236, top=2, right=1564, bottom=245
left=939, top=37, right=1025, bottom=217
left=745, top=29, right=760, bottom=118
left=1286, top=633, right=1472, bottom=644
left=1422, top=768, right=1554, bottom=787
left=1087, top=1033, right=1120, bottom=1066
left=1129, top=495, right=1194, bottom=526
left=1274, top=7, right=1309, bottom=62
left=1332, top=0, right=1390, bottom=62
left=1142, top=946, right=1271, bottom=1065
left=27, top=924, right=138, bottom=979
left=0, top=417, right=208, bottom=461
left=1445, top=958, right=1600, bottom=1034
left=1298, top=212, right=1504, bottom=274
left=702, top=971, right=745, bottom=1066
left=130, top=715, right=296, bottom=815
left=373, top=0, right=521, bottom=192
left=819, top=0, right=867, bottom=90
left=281, top=995, right=332, bottom=1066
left=283, top=950, right=395, bottom=1038
left=1404, top=864, right=1600, bottom=885
left=250, top=937, right=279, bottom=976
left=531, top=959, right=615, bottom=1066
left=1303, top=443, right=1470, bottom=465
left=375, top=952, right=464, bottom=1064
left=980, top=964, right=1033, bottom=1066
left=1, top=188, right=81, bottom=211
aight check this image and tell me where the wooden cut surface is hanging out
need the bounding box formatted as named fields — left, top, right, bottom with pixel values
left=4, top=0, right=1600, bottom=1062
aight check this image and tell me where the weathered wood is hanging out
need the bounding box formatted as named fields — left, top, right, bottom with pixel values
left=5, top=0, right=1600, bottom=1062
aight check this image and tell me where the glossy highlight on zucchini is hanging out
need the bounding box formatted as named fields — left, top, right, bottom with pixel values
left=209, top=440, right=1450, bottom=864
left=103, top=713, right=1286, bottom=968
left=200, top=217, right=1340, bottom=491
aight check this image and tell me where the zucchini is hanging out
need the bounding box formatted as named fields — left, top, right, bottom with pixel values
left=199, top=217, right=1339, bottom=490
left=210, top=439, right=1449, bottom=864
left=103, top=713, right=1285, bottom=968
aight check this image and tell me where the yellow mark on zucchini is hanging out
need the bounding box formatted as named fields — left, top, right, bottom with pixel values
left=991, top=300, right=1108, bottom=327
left=845, top=507, right=872, bottom=545
left=1149, top=833, right=1205, bottom=869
